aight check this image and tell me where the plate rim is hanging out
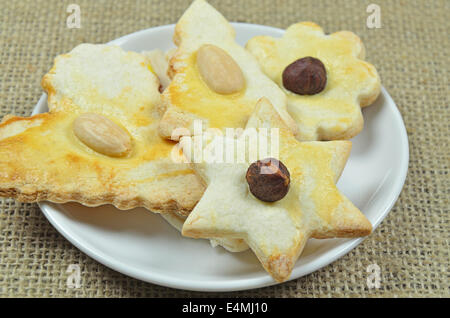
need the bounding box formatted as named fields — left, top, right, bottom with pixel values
left=32, top=22, right=409, bottom=292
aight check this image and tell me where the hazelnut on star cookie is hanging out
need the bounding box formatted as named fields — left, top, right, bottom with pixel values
left=179, top=98, right=372, bottom=282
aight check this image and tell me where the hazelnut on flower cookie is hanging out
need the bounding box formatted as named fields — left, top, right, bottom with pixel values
left=179, top=98, right=372, bottom=282
left=247, top=22, right=381, bottom=141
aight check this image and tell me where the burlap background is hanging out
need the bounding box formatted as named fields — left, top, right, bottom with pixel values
left=0, top=0, right=448, bottom=297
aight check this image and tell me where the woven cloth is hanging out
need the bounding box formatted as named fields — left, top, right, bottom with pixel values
left=0, top=0, right=448, bottom=297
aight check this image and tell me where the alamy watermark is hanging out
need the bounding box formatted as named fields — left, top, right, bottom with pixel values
left=366, top=4, right=381, bottom=29
left=67, top=4, right=81, bottom=29
left=170, top=120, right=280, bottom=169
left=66, top=264, right=81, bottom=288
left=366, top=263, right=381, bottom=289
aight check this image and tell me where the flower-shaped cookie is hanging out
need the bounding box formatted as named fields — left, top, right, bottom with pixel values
left=180, top=98, right=372, bottom=282
left=247, top=22, right=381, bottom=141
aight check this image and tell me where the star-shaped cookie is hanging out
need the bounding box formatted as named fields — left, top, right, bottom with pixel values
left=0, top=44, right=204, bottom=215
left=159, top=0, right=296, bottom=140
left=180, top=97, right=372, bottom=282
left=246, top=22, right=381, bottom=141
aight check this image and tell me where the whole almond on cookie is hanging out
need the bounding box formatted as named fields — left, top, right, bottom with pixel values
left=73, top=113, right=132, bottom=157
left=196, top=44, right=245, bottom=94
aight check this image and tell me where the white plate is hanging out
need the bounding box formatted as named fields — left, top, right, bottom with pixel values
left=32, top=23, right=409, bottom=292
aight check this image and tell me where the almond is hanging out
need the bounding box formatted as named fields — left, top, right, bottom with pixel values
left=73, top=113, right=132, bottom=157
left=196, top=44, right=245, bottom=94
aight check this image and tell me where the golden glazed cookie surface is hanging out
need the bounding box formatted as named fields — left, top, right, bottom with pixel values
left=246, top=22, right=381, bottom=141
left=0, top=44, right=204, bottom=215
left=159, top=0, right=297, bottom=141
left=142, top=47, right=248, bottom=251
left=167, top=51, right=253, bottom=129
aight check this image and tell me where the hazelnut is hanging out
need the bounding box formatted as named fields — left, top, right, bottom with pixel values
left=246, top=158, right=290, bottom=202
left=282, top=57, right=327, bottom=95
